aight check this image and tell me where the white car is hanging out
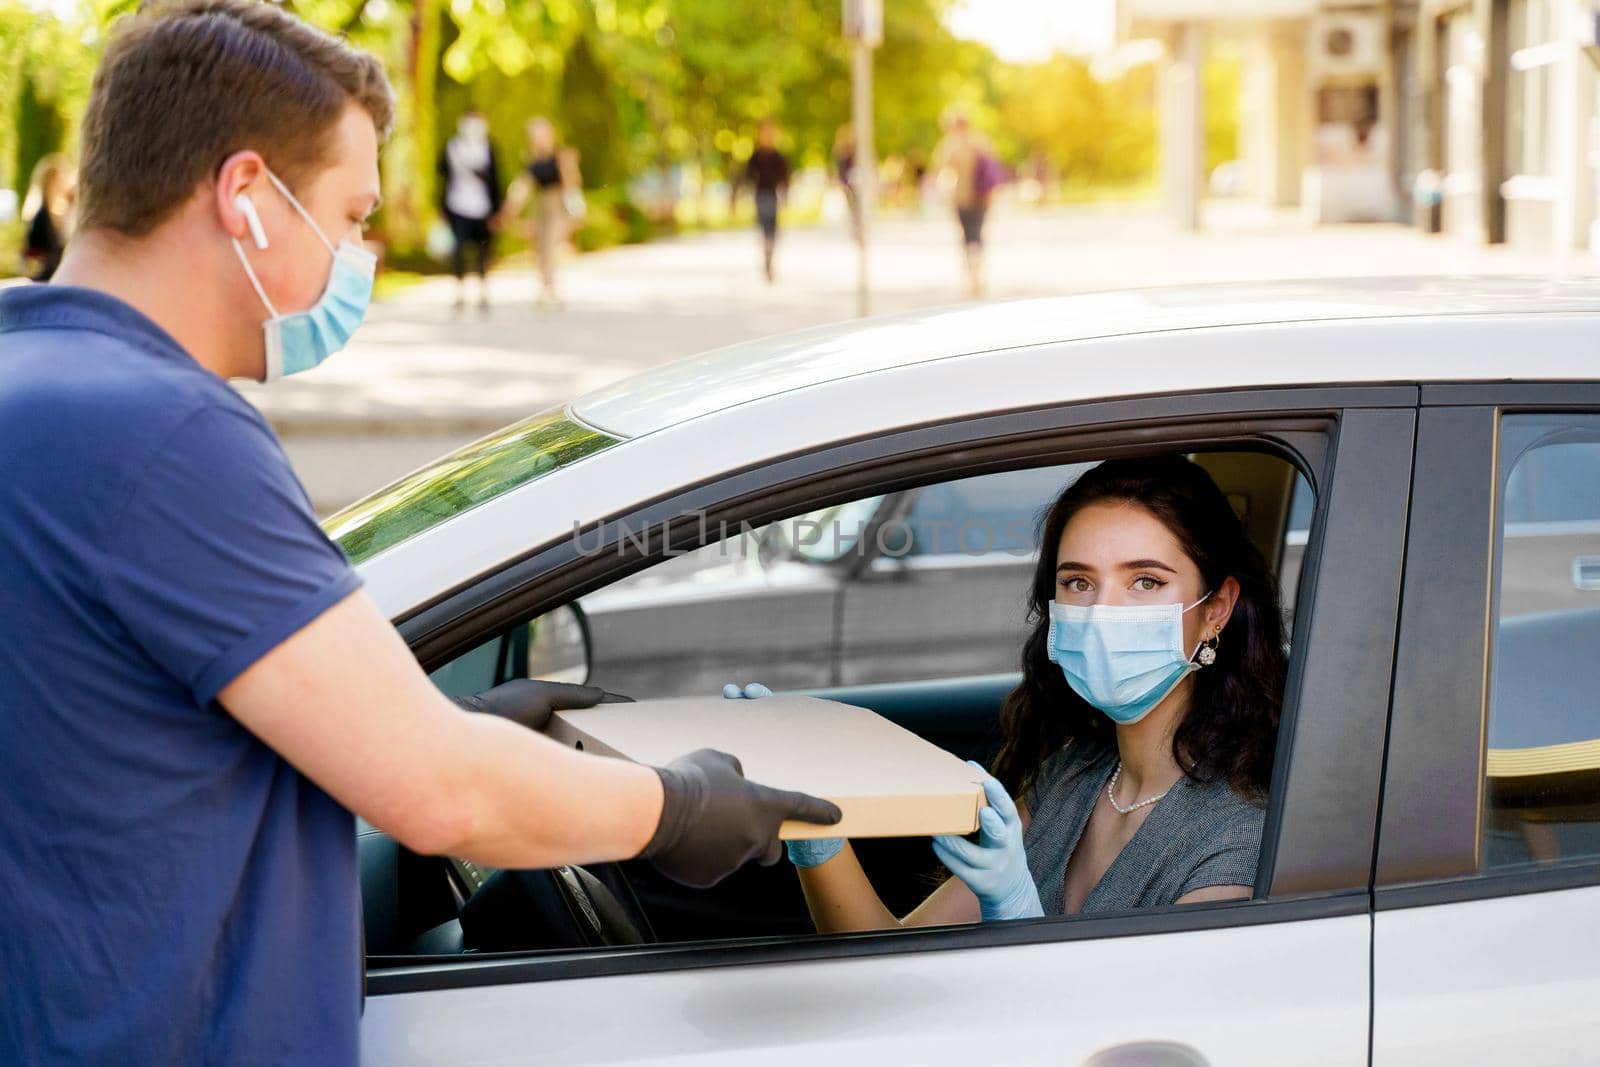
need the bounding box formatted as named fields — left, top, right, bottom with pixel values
left=331, top=278, right=1600, bottom=1066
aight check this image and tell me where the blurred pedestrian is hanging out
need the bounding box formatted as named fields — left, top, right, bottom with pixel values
left=503, top=117, right=581, bottom=307
left=907, top=148, right=930, bottom=215
left=21, top=154, right=76, bottom=282
left=833, top=123, right=861, bottom=242
left=932, top=109, right=999, bottom=297
left=436, top=108, right=501, bottom=314
left=734, top=118, right=790, bottom=283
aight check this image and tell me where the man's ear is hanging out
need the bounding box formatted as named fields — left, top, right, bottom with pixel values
left=215, top=150, right=268, bottom=246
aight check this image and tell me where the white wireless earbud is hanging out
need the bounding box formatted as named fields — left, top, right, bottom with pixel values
left=234, top=193, right=269, bottom=250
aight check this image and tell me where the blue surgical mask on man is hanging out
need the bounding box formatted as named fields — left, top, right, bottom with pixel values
left=231, top=169, right=375, bottom=381
left=1046, top=592, right=1212, bottom=725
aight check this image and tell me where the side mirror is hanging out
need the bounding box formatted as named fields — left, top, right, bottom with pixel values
left=524, top=602, right=593, bottom=686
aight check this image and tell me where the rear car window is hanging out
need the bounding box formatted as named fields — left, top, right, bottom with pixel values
left=1482, top=413, right=1600, bottom=870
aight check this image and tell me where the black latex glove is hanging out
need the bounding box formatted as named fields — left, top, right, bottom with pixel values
left=451, top=678, right=631, bottom=732
left=642, top=749, right=843, bottom=889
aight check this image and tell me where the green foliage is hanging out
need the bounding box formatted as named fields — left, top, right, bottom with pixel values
left=569, top=185, right=652, bottom=250
left=8, top=0, right=1240, bottom=264
left=995, top=46, right=1239, bottom=190
left=874, top=1, right=999, bottom=162
left=0, top=3, right=95, bottom=197
left=15, top=72, right=66, bottom=200
left=998, top=55, right=1157, bottom=187
left=560, top=33, right=621, bottom=188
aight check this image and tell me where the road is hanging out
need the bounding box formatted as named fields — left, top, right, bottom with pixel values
left=237, top=198, right=1595, bottom=513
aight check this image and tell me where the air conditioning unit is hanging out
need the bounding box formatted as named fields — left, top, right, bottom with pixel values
left=1310, top=11, right=1386, bottom=77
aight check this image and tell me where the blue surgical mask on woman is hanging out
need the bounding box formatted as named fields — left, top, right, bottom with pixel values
left=231, top=169, right=375, bottom=381
left=1046, top=592, right=1212, bottom=725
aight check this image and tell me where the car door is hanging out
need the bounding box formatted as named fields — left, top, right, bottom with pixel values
left=1372, top=386, right=1600, bottom=1064
left=362, top=388, right=1413, bottom=1066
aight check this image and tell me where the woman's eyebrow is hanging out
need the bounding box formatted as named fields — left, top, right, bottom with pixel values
left=1119, top=558, right=1178, bottom=573
left=1056, top=558, right=1179, bottom=575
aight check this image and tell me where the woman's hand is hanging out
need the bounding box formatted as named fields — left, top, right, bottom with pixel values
left=721, top=682, right=843, bottom=868
left=932, top=768, right=1044, bottom=922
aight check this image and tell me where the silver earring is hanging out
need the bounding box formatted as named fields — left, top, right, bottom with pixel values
left=1197, top=633, right=1219, bottom=666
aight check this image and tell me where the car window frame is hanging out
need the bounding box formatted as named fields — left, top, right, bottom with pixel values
left=1376, top=381, right=1600, bottom=912
left=369, top=385, right=1415, bottom=995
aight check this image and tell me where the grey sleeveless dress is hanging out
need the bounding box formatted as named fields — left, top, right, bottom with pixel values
left=1021, top=741, right=1264, bottom=915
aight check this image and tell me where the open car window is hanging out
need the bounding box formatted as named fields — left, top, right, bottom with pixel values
left=394, top=447, right=1317, bottom=959
left=553, top=452, right=1308, bottom=698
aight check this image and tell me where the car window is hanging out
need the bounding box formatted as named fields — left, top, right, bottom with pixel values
left=1482, top=413, right=1600, bottom=870
left=466, top=451, right=1310, bottom=699
left=568, top=462, right=1096, bottom=696
left=1286, top=472, right=1315, bottom=535
left=395, top=447, right=1322, bottom=959
left=1278, top=472, right=1315, bottom=624
left=897, top=467, right=1089, bottom=557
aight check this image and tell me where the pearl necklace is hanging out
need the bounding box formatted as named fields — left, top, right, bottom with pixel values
left=1106, top=761, right=1171, bottom=815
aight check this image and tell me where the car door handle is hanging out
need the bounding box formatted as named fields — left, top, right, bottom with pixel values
left=1574, top=555, right=1600, bottom=592
left=1082, top=1041, right=1210, bottom=1067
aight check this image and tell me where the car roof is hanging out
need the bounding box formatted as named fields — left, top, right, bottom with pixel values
left=570, top=276, right=1600, bottom=439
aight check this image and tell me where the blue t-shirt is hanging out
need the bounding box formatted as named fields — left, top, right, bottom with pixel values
left=0, top=286, right=365, bottom=1064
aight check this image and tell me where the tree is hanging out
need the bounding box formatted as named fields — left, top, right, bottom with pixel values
left=560, top=32, right=619, bottom=188
left=12, top=0, right=1112, bottom=260
left=998, top=55, right=1157, bottom=188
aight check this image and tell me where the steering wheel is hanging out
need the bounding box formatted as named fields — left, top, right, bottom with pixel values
left=458, top=861, right=656, bottom=951
left=446, top=680, right=658, bottom=951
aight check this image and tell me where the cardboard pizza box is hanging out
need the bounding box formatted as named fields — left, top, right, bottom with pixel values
left=545, top=695, right=987, bottom=840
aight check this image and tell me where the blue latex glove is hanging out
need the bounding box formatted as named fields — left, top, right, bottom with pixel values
left=721, top=681, right=843, bottom=868
left=932, top=766, right=1044, bottom=922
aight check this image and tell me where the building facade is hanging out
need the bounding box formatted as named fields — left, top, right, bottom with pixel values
left=1119, top=0, right=1600, bottom=256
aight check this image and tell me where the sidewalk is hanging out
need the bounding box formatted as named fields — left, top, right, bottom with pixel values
left=237, top=199, right=1597, bottom=512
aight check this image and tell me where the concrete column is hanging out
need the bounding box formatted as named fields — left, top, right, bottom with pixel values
left=1272, top=24, right=1310, bottom=207
left=1590, top=81, right=1600, bottom=254
left=1478, top=0, right=1507, bottom=243
left=1415, top=5, right=1445, bottom=232
left=1389, top=21, right=1417, bottom=216
left=1242, top=30, right=1274, bottom=200
left=1551, top=5, right=1594, bottom=260
left=1243, top=25, right=1309, bottom=208
left=1162, top=21, right=1207, bottom=230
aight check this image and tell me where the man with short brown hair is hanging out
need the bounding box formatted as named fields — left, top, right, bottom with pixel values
left=0, top=3, right=836, bottom=1062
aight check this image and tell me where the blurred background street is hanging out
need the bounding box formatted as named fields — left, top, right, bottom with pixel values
left=8, top=0, right=1600, bottom=513
left=239, top=198, right=1593, bottom=512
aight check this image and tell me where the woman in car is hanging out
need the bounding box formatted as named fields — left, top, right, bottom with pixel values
left=780, top=455, right=1285, bottom=926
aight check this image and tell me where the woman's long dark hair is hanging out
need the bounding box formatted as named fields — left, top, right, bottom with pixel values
left=992, top=455, right=1286, bottom=803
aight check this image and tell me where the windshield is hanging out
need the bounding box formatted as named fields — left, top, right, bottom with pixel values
left=323, top=409, right=621, bottom=565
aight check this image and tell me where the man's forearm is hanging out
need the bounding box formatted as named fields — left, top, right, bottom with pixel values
left=426, top=710, right=663, bottom=869
left=220, top=592, right=665, bottom=870
left=219, top=593, right=837, bottom=886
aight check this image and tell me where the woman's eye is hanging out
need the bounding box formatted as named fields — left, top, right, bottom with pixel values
left=1059, top=576, right=1091, bottom=593
left=1133, top=576, right=1166, bottom=592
